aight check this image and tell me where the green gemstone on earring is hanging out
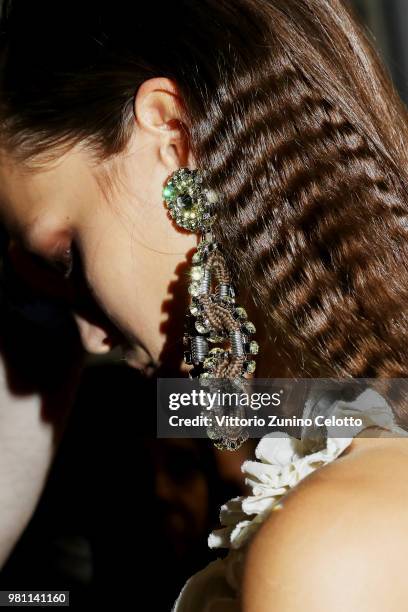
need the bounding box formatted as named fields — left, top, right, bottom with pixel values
left=234, top=307, right=247, bottom=320
left=189, top=304, right=200, bottom=316
left=203, top=357, right=217, bottom=370
left=208, top=347, right=224, bottom=357
left=200, top=372, right=213, bottom=380
left=163, top=183, right=176, bottom=201
left=190, top=266, right=203, bottom=281
left=249, top=340, right=259, bottom=355
left=195, top=320, right=209, bottom=334
left=188, top=282, right=201, bottom=296
left=243, top=321, right=256, bottom=334
left=245, top=360, right=256, bottom=374
left=208, top=330, right=225, bottom=343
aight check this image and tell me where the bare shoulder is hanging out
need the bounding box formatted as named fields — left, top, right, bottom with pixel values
left=242, top=437, right=408, bottom=612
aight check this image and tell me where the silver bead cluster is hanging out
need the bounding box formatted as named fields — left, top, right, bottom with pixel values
left=182, top=230, right=259, bottom=380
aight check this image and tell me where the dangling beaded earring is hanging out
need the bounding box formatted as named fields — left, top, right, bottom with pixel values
left=162, top=167, right=259, bottom=451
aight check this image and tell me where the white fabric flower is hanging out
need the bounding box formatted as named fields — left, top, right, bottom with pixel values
left=208, top=388, right=407, bottom=556
left=208, top=432, right=352, bottom=553
left=172, top=558, right=239, bottom=612
left=328, top=387, right=408, bottom=438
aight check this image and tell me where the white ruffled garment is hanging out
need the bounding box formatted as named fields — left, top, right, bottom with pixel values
left=172, top=387, right=408, bottom=612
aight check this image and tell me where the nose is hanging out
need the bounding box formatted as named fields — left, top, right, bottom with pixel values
left=72, top=313, right=113, bottom=355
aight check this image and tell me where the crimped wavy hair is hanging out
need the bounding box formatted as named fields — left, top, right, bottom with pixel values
left=1, top=0, right=408, bottom=382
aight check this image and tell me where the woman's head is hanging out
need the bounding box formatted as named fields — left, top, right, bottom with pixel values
left=0, top=0, right=408, bottom=379
left=0, top=75, right=196, bottom=372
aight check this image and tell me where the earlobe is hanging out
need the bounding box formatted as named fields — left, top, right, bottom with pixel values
left=159, top=127, right=190, bottom=169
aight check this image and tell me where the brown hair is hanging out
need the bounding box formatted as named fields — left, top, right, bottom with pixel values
left=1, top=0, right=408, bottom=382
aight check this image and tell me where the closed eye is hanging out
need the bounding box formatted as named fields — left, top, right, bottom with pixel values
left=49, top=246, right=74, bottom=279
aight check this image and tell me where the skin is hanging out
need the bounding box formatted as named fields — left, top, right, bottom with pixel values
left=1, top=76, right=408, bottom=607
left=242, top=429, right=408, bottom=611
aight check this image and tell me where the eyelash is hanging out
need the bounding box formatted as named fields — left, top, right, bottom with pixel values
left=62, top=247, right=74, bottom=279
left=51, top=246, right=74, bottom=279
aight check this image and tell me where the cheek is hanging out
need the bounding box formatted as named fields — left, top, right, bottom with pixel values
left=77, top=215, right=163, bottom=349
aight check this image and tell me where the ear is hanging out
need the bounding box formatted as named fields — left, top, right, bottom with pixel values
left=134, top=77, right=191, bottom=169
